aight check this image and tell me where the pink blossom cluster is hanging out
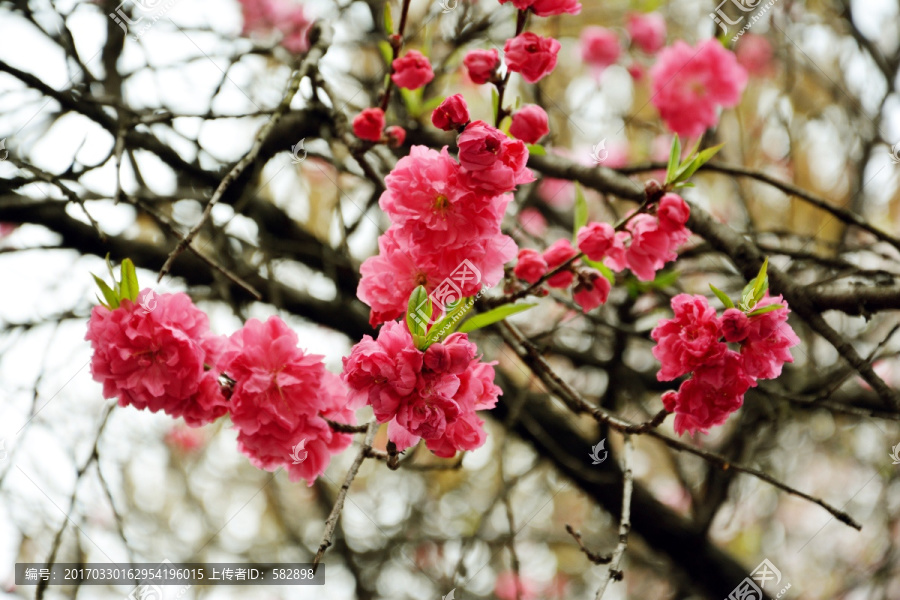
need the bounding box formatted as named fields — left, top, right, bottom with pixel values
left=580, top=13, right=666, bottom=76
left=497, top=0, right=581, bottom=18
left=513, top=240, right=611, bottom=313
left=652, top=294, right=800, bottom=435
left=358, top=97, right=530, bottom=326
left=238, top=0, right=313, bottom=54
left=352, top=50, right=432, bottom=143
left=86, top=290, right=356, bottom=484
left=342, top=322, right=500, bottom=457
left=650, top=39, right=748, bottom=138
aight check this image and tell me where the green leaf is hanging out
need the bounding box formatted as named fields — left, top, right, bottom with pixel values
left=525, top=143, right=546, bottom=156
left=665, top=135, right=681, bottom=186
left=457, top=303, right=537, bottom=334
left=491, top=86, right=500, bottom=123
left=747, top=303, right=784, bottom=317
left=105, top=254, right=119, bottom=296
left=650, top=270, right=680, bottom=289
left=572, top=183, right=588, bottom=241
left=378, top=40, right=393, bottom=66
left=583, top=257, right=615, bottom=284
left=499, top=115, right=513, bottom=136
left=753, top=258, right=769, bottom=298
left=709, top=284, right=735, bottom=309
left=424, top=298, right=474, bottom=346
left=399, top=87, right=423, bottom=116
left=384, top=1, right=394, bottom=33
left=694, top=143, right=724, bottom=168
left=406, top=285, right=431, bottom=342
left=421, top=94, right=445, bottom=114
left=92, top=274, right=120, bottom=309
left=119, top=258, right=139, bottom=302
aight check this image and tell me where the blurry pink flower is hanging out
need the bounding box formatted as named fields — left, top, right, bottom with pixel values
left=432, top=94, right=470, bottom=131
left=353, top=108, right=385, bottom=142
left=573, top=269, right=611, bottom=313
left=736, top=33, right=774, bottom=77
left=517, top=207, right=548, bottom=237
left=627, top=12, right=666, bottom=54
left=651, top=293, right=727, bottom=381
left=505, top=32, right=561, bottom=83
left=530, top=0, right=581, bottom=17
left=495, top=571, right=538, bottom=600
left=627, top=62, right=646, bottom=80
left=509, top=104, right=550, bottom=144
left=238, top=0, right=312, bottom=53
left=543, top=239, right=579, bottom=288
left=385, top=125, right=406, bottom=147
left=650, top=39, right=747, bottom=138
left=576, top=222, right=616, bottom=261
left=580, top=27, right=620, bottom=71
left=538, top=177, right=575, bottom=207
left=85, top=289, right=227, bottom=426
left=165, top=426, right=206, bottom=453
left=514, top=248, right=549, bottom=283
left=463, top=49, right=500, bottom=84
left=392, top=50, right=435, bottom=90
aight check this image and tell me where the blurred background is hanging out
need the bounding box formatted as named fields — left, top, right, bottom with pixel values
left=1, top=0, right=900, bottom=598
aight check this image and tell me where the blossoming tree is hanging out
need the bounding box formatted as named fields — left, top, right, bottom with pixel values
left=2, top=0, right=900, bottom=598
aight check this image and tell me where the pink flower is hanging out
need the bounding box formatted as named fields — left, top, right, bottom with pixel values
left=576, top=222, right=616, bottom=261
left=463, top=49, right=500, bottom=84
left=741, top=295, right=799, bottom=380
left=432, top=94, right=470, bottom=131
left=650, top=39, right=747, bottom=138
left=514, top=248, right=549, bottom=283
left=720, top=308, right=750, bottom=343
left=619, top=214, right=677, bottom=281
left=85, top=289, right=227, bottom=426
left=538, top=177, right=574, bottom=207
left=385, top=125, right=406, bottom=147
left=165, top=426, right=206, bottom=453
left=509, top=104, right=550, bottom=144
left=651, top=294, right=727, bottom=381
left=662, top=351, right=754, bottom=435
left=627, top=12, right=666, bottom=54
left=543, top=239, right=578, bottom=288
left=504, top=32, right=561, bottom=84
left=495, top=571, right=539, bottom=600
left=353, top=108, right=385, bottom=142
left=223, top=317, right=354, bottom=484
left=736, top=34, right=774, bottom=77
left=458, top=121, right=535, bottom=195
left=573, top=269, right=611, bottom=313
left=392, top=50, right=435, bottom=90
left=580, top=27, right=620, bottom=71
left=517, top=207, right=547, bottom=237
left=238, top=0, right=312, bottom=53
left=496, top=0, right=581, bottom=16
left=657, top=193, right=690, bottom=230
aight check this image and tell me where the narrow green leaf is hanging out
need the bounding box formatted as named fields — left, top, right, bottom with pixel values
left=674, top=155, right=703, bottom=182
left=491, top=86, right=500, bottom=124
left=651, top=270, right=680, bottom=289
left=457, top=303, right=537, bottom=334
left=753, top=258, right=769, bottom=298
left=120, top=258, right=139, bottom=302
left=525, top=143, right=546, bottom=156
left=105, top=254, right=119, bottom=296
left=694, top=143, right=724, bottom=167
left=709, top=284, right=735, bottom=309
left=665, top=134, right=681, bottom=185
left=92, top=274, right=120, bottom=309
left=424, top=298, right=474, bottom=346
left=378, top=40, right=393, bottom=66
left=572, top=183, right=588, bottom=242
left=406, top=285, right=431, bottom=340
left=421, top=94, right=445, bottom=115
left=384, top=2, right=394, bottom=34
left=747, top=303, right=784, bottom=317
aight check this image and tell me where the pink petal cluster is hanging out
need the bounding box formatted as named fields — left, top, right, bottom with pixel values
left=495, top=571, right=539, bottom=600
left=391, top=50, right=435, bottom=90
left=627, top=12, right=666, bottom=54
left=432, top=94, right=470, bottom=131
left=353, top=108, right=385, bottom=142
left=512, top=239, right=611, bottom=313
left=650, top=39, right=748, bottom=138
left=238, top=0, right=313, bottom=53
left=504, top=32, right=561, bottom=83
left=342, top=321, right=501, bottom=457
left=509, top=104, right=550, bottom=144
left=603, top=193, right=692, bottom=281
left=458, top=120, right=535, bottom=195
left=498, top=0, right=581, bottom=16
left=358, top=143, right=519, bottom=326
left=653, top=294, right=799, bottom=435
left=464, top=49, right=500, bottom=84
left=85, top=289, right=229, bottom=426
left=736, top=34, right=775, bottom=77
left=580, top=27, right=620, bottom=72
left=221, top=316, right=355, bottom=484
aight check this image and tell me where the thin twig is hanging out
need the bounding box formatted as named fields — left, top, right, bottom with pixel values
left=594, top=435, right=633, bottom=600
